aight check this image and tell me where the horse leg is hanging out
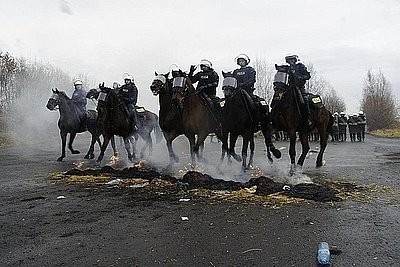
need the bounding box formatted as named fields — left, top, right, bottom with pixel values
left=57, top=131, right=67, bottom=161
left=97, top=135, right=111, bottom=163
left=229, top=133, right=242, bottom=162
left=248, top=136, right=255, bottom=169
left=288, top=131, right=297, bottom=176
left=316, top=128, right=328, bottom=167
left=164, top=131, right=180, bottom=166
left=110, top=136, right=118, bottom=157
left=187, top=134, right=196, bottom=167
left=124, top=137, right=135, bottom=162
left=241, top=136, right=250, bottom=171
left=195, top=134, right=208, bottom=164
left=297, top=131, right=310, bottom=169
left=68, top=132, right=80, bottom=154
left=218, top=131, right=229, bottom=166
left=84, top=132, right=97, bottom=159
left=140, top=133, right=152, bottom=158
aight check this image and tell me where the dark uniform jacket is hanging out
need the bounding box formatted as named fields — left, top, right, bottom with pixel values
left=190, top=69, right=219, bottom=96
left=338, top=116, right=348, bottom=132
left=71, top=88, right=87, bottom=112
left=118, top=83, right=138, bottom=107
left=290, top=63, right=311, bottom=88
left=233, top=66, right=256, bottom=94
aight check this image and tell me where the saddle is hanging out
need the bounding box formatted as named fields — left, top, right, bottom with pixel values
left=307, top=93, right=324, bottom=109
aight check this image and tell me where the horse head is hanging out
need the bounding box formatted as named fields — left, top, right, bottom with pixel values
left=46, top=88, right=68, bottom=110
left=221, top=71, right=238, bottom=98
left=86, top=88, right=100, bottom=99
left=150, top=72, right=170, bottom=96
left=171, top=70, right=189, bottom=103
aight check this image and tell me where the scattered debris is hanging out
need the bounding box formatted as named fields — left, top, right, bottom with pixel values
left=179, top=198, right=191, bottom=202
left=130, top=182, right=150, bottom=188
left=241, top=248, right=262, bottom=254
left=57, top=196, right=66, bottom=200
left=105, top=179, right=122, bottom=185
left=181, top=216, right=189, bottom=221
left=282, top=185, right=291, bottom=191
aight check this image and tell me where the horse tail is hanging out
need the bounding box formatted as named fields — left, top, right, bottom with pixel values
left=154, top=115, right=163, bottom=144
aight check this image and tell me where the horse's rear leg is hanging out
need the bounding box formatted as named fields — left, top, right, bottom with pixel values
left=247, top=137, right=255, bottom=169
left=57, top=131, right=67, bottom=161
left=164, top=132, right=179, bottom=168
left=194, top=134, right=208, bottom=164
left=241, top=137, right=250, bottom=171
left=316, top=129, right=328, bottom=167
left=297, top=131, right=310, bottom=167
left=68, top=132, right=80, bottom=154
left=229, top=133, right=242, bottom=162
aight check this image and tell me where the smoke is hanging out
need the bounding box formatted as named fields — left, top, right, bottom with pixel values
left=59, top=0, right=73, bottom=15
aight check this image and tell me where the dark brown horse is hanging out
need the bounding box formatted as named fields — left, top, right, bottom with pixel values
left=150, top=72, right=184, bottom=167
left=270, top=65, right=333, bottom=175
left=219, top=73, right=281, bottom=171
left=95, top=84, right=136, bottom=163
left=171, top=71, right=222, bottom=166
left=87, top=89, right=162, bottom=158
left=46, top=88, right=101, bottom=161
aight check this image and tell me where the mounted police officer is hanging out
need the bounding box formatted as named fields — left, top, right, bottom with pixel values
left=189, top=59, right=221, bottom=126
left=118, top=73, right=138, bottom=133
left=285, top=55, right=312, bottom=127
left=71, top=79, right=87, bottom=127
left=338, top=112, right=348, bottom=141
left=232, top=54, right=256, bottom=96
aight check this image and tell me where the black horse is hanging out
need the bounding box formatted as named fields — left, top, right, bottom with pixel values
left=46, top=88, right=101, bottom=161
left=219, top=73, right=281, bottom=171
left=270, top=64, right=333, bottom=175
left=150, top=72, right=185, bottom=168
left=95, top=84, right=136, bottom=163
left=87, top=88, right=162, bottom=158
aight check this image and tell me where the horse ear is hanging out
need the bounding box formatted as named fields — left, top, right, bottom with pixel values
left=55, top=88, right=59, bottom=93
left=222, top=71, right=226, bottom=78
left=165, top=72, right=170, bottom=78
left=52, top=88, right=56, bottom=93
left=155, top=71, right=158, bottom=76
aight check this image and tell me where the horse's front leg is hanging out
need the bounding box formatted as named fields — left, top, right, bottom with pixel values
left=110, top=136, right=118, bottom=157
left=195, top=133, right=208, bottom=164
left=248, top=136, right=255, bottom=169
left=187, top=134, right=196, bottom=167
left=57, top=131, right=67, bottom=161
left=164, top=132, right=179, bottom=168
left=241, top=136, right=250, bottom=171
left=297, top=131, right=310, bottom=170
left=288, top=131, right=297, bottom=176
left=97, top=134, right=111, bottom=163
left=124, top=137, right=135, bottom=162
left=229, top=133, right=242, bottom=162
left=68, top=132, right=80, bottom=154
left=84, top=131, right=98, bottom=159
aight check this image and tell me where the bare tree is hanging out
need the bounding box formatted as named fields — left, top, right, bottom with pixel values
left=305, top=63, right=329, bottom=95
left=253, top=57, right=275, bottom=103
left=361, top=69, right=397, bottom=131
left=322, top=86, right=346, bottom=113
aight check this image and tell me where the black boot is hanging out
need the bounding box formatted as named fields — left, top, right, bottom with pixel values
left=303, top=100, right=312, bottom=128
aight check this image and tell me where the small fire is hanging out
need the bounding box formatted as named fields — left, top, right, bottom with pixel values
left=73, top=161, right=84, bottom=169
left=178, top=163, right=204, bottom=176
left=109, top=155, right=119, bottom=165
left=134, top=160, right=143, bottom=168
left=250, top=165, right=263, bottom=177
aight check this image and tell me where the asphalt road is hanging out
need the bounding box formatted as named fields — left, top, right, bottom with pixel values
left=0, top=132, right=399, bottom=266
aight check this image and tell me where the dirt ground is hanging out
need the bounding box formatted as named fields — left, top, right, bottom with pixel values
left=0, top=132, right=399, bottom=266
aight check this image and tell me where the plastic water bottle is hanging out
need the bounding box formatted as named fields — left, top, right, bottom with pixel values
left=317, top=242, right=330, bottom=265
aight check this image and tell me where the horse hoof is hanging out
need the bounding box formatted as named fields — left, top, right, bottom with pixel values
left=272, top=149, right=282, bottom=159
left=57, top=157, right=64, bottom=162
left=90, top=154, right=95, bottom=159
left=316, top=160, right=325, bottom=168
left=84, top=154, right=89, bottom=159
left=72, top=150, right=80, bottom=154
left=233, top=155, right=242, bottom=162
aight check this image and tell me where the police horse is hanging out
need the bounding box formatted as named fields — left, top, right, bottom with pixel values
left=46, top=88, right=101, bottom=161
left=86, top=88, right=162, bottom=157
left=270, top=65, right=333, bottom=175
left=150, top=72, right=185, bottom=168
left=95, top=84, right=136, bottom=163
left=218, top=73, right=281, bottom=171
left=171, top=70, right=223, bottom=166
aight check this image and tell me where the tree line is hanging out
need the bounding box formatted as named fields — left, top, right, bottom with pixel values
left=0, top=51, right=72, bottom=113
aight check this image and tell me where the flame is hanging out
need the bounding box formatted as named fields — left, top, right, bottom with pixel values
left=73, top=161, right=84, bottom=169
left=134, top=160, right=143, bottom=168
left=109, top=155, right=119, bottom=165
left=250, top=165, right=263, bottom=178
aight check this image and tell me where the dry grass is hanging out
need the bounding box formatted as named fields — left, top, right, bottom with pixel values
left=369, top=126, right=400, bottom=138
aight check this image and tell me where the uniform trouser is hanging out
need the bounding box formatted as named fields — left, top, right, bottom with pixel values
left=127, top=104, right=137, bottom=132
left=299, top=87, right=311, bottom=118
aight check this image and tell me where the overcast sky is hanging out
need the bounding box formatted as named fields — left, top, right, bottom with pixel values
left=1, top=0, right=399, bottom=113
